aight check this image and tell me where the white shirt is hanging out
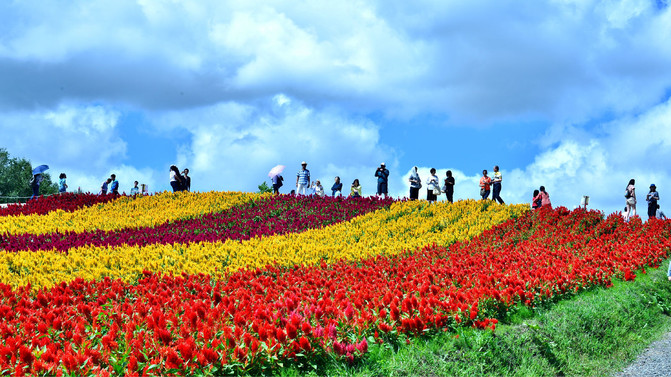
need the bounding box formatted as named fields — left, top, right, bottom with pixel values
left=170, top=170, right=178, bottom=182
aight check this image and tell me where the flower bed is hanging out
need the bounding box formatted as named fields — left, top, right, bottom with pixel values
left=0, top=193, right=120, bottom=217
left=0, top=208, right=669, bottom=375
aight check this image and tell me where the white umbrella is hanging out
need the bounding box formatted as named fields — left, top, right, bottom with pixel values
left=268, top=165, right=285, bottom=178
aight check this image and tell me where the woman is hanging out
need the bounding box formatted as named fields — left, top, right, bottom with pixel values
left=58, top=173, right=68, bottom=193
left=100, top=178, right=111, bottom=195
left=331, top=176, right=343, bottom=196
left=646, top=184, right=659, bottom=220
left=531, top=189, right=541, bottom=210
left=409, top=166, right=421, bottom=200
left=479, top=170, right=491, bottom=200
left=624, top=179, right=636, bottom=221
left=182, top=169, right=191, bottom=192
left=170, top=165, right=183, bottom=192
left=29, top=173, right=42, bottom=200
left=314, top=180, right=325, bottom=197
left=350, top=179, right=362, bottom=198
left=444, top=170, right=455, bottom=203
left=426, top=168, right=439, bottom=202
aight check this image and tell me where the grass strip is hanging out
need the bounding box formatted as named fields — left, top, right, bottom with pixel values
left=277, top=259, right=671, bottom=377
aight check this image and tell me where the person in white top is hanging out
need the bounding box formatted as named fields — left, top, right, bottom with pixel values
left=314, top=180, right=325, bottom=197
left=624, top=179, right=636, bottom=221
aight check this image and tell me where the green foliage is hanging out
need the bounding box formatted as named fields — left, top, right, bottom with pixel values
left=0, top=148, right=58, bottom=203
left=258, top=181, right=273, bottom=194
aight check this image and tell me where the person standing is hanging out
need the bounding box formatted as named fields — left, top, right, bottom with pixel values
left=624, top=179, right=636, bottom=221
left=130, top=181, right=140, bottom=195
left=29, top=173, right=42, bottom=200
left=169, top=166, right=182, bottom=192
left=531, top=189, right=541, bottom=210
left=479, top=170, right=491, bottom=200
left=350, top=179, right=362, bottom=197
left=182, top=169, right=191, bottom=192
left=375, top=162, right=389, bottom=198
left=58, top=173, right=68, bottom=193
left=110, top=174, right=119, bottom=195
left=491, top=166, right=504, bottom=204
left=409, top=166, right=421, bottom=200
left=271, top=174, right=284, bottom=194
left=444, top=170, right=455, bottom=203
left=296, top=161, right=311, bottom=195
left=646, top=184, right=660, bottom=220
left=537, top=186, right=552, bottom=208
left=331, top=176, right=343, bottom=196
left=100, top=178, right=111, bottom=195
left=426, top=168, right=439, bottom=203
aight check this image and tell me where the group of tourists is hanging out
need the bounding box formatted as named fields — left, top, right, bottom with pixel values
left=623, top=179, right=664, bottom=220
left=285, top=161, right=364, bottom=198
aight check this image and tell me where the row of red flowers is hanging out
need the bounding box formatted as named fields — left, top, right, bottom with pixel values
left=0, top=195, right=394, bottom=253
left=0, top=208, right=669, bottom=375
left=0, top=193, right=122, bottom=217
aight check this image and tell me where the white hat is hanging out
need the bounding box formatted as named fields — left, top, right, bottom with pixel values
left=301, top=161, right=307, bottom=165
left=381, top=162, right=386, bottom=166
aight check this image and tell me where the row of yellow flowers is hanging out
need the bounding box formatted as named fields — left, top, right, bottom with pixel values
left=0, top=199, right=528, bottom=289
left=0, top=191, right=265, bottom=235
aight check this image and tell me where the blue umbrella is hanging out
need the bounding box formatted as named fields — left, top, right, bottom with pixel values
left=32, top=165, right=49, bottom=175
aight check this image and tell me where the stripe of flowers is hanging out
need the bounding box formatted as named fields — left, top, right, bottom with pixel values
left=0, top=195, right=395, bottom=253
left=1, top=209, right=670, bottom=374
left=0, top=193, right=124, bottom=217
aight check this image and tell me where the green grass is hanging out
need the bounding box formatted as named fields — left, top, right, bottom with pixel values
left=274, top=260, right=671, bottom=377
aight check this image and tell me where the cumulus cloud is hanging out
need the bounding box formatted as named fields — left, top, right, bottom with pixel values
left=151, top=95, right=394, bottom=194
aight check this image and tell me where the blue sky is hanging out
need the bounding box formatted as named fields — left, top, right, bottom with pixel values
left=1, top=0, right=671, bottom=214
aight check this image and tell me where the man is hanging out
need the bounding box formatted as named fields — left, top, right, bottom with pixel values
left=646, top=184, right=659, bottom=220
left=110, top=174, right=119, bottom=195
left=491, top=165, right=504, bottom=204
left=375, top=162, right=389, bottom=198
left=130, top=181, right=140, bottom=195
left=182, top=169, right=191, bottom=192
left=296, top=162, right=310, bottom=195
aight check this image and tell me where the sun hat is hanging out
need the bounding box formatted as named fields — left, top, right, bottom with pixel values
left=650, top=183, right=656, bottom=187
left=381, top=162, right=386, bottom=166
left=301, top=161, right=307, bottom=165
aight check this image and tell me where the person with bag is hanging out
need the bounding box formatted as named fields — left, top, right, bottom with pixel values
left=408, top=166, right=421, bottom=200
left=646, top=184, right=660, bottom=220
left=624, top=179, right=636, bottom=221
left=426, top=168, right=440, bottom=203
left=29, top=174, right=42, bottom=200
left=479, top=170, right=491, bottom=200
left=272, top=174, right=284, bottom=194
left=443, top=170, right=455, bottom=203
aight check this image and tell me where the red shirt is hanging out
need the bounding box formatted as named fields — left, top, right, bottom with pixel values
left=479, top=176, right=491, bottom=191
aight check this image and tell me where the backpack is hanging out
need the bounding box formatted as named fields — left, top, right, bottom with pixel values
left=277, top=176, right=283, bottom=188
left=624, top=189, right=631, bottom=199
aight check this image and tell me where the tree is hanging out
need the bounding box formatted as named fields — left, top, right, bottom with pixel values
left=257, top=181, right=273, bottom=194
left=0, top=148, right=58, bottom=203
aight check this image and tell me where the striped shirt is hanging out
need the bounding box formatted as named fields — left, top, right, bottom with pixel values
left=297, top=169, right=310, bottom=185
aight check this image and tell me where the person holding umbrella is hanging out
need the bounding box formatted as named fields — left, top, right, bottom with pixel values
left=268, top=165, right=285, bottom=194
left=30, top=165, right=49, bottom=200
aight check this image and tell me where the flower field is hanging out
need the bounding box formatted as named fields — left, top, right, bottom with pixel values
left=0, top=192, right=670, bottom=375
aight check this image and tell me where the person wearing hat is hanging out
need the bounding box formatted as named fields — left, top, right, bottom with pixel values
left=646, top=184, right=660, bottom=220
left=296, top=161, right=311, bottom=195
left=375, top=162, right=389, bottom=198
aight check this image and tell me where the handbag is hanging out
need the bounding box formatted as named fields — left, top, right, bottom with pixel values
left=480, top=188, right=485, bottom=197
left=433, top=187, right=441, bottom=195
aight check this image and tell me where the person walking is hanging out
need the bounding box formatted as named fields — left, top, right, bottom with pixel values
left=182, top=169, right=191, bottom=192
left=479, top=170, right=491, bottom=200
left=58, top=173, right=68, bottom=193
left=100, top=178, right=111, bottom=195
left=375, top=162, right=389, bottom=198
left=296, top=162, right=311, bottom=195
left=331, top=176, right=343, bottom=196
left=624, top=179, right=636, bottom=221
left=271, top=174, right=284, bottom=194
left=409, top=166, right=421, bottom=200
left=491, top=166, right=504, bottom=204
left=110, top=174, right=119, bottom=195
left=29, top=173, right=42, bottom=200
left=444, top=170, right=455, bottom=203
left=350, top=179, right=362, bottom=198
left=646, top=184, right=660, bottom=220
left=169, top=166, right=182, bottom=192
left=426, top=168, right=439, bottom=203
